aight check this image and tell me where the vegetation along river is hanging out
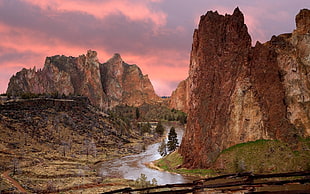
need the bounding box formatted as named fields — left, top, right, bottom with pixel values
left=98, top=123, right=196, bottom=185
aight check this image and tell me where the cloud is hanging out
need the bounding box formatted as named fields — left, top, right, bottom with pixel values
left=20, top=0, right=167, bottom=28
left=119, top=50, right=189, bottom=96
left=0, top=0, right=309, bottom=96
left=0, top=0, right=190, bottom=95
left=0, top=0, right=186, bottom=60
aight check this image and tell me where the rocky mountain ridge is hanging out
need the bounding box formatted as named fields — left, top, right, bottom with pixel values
left=179, top=8, right=310, bottom=168
left=6, top=51, right=160, bottom=110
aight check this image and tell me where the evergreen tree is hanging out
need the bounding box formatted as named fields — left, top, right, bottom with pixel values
left=140, top=122, right=151, bottom=134
left=135, top=107, right=140, bottom=120
left=155, top=121, right=165, bottom=136
left=179, top=112, right=187, bottom=124
left=158, top=139, right=167, bottom=157
left=167, top=127, right=178, bottom=152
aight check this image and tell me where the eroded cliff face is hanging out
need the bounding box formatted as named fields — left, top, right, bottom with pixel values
left=269, top=9, right=310, bottom=136
left=7, top=50, right=106, bottom=108
left=100, top=53, right=160, bottom=107
left=169, top=78, right=189, bottom=113
left=180, top=8, right=310, bottom=168
left=7, top=50, right=160, bottom=109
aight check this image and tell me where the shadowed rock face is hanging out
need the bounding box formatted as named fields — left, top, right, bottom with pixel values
left=179, top=8, right=310, bottom=168
left=7, top=51, right=160, bottom=109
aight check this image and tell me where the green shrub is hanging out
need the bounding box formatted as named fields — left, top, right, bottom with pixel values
left=134, top=173, right=157, bottom=190
left=20, top=92, right=39, bottom=99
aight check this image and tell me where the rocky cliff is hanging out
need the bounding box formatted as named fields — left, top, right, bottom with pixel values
left=7, top=50, right=106, bottom=108
left=7, top=50, right=160, bottom=109
left=100, top=53, right=160, bottom=108
left=169, top=78, right=189, bottom=113
left=180, top=8, right=310, bottom=168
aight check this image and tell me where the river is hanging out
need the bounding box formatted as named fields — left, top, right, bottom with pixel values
left=98, top=123, right=196, bottom=185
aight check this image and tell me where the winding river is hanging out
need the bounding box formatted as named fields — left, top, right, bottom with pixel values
left=98, top=123, right=196, bottom=185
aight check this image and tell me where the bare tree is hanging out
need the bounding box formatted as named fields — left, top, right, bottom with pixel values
left=83, top=138, right=97, bottom=159
left=12, top=157, right=19, bottom=175
left=90, top=139, right=97, bottom=158
left=46, top=180, right=56, bottom=192
left=61, top=141, right=69, bottom=157
left=23, top=132, right=27, bottom=146
left=84, top=139, right=90, bottom=159
left=77, top=166, right=84, bottom=190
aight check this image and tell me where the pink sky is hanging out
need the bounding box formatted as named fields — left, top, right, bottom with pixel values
left=0, top=0, right=309, bottom=96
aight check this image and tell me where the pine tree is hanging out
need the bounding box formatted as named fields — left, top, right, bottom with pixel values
left=135, top=107, right=140, bottom=120
left=167, top=127, right=178, bottom=152
left=158, top=139, right=167, bottom=157
left=155, top=121, right=165, bottom=136
left=140, top=122, right=151, bottom=134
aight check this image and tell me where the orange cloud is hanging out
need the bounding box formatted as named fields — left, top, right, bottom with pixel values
left=20, top=0, right=167, bottom=28
left=0, top=0, right=188, bottom=96
left=0, top=21, right=188, bottom=95
left=0, top=21, right=115, bottom=63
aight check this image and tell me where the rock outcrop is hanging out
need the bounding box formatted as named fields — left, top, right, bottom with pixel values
left=100, top=53, right=160, bottom=108
left=169, top=78, right=189, bottom=113
left=180, top=8, right=310, bottom=168
left=7, top=50, right=160, bottom=109
left=270, top=9, right=310, bottom=137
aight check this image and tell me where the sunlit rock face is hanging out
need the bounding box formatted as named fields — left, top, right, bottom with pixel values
left=100, top=53, right=161, bottom=108
left=7, top=51, right=160, bottom=109
left=7, top=50, right=106, bottom=108
left=179, top=8, right=310, bottom=168
left=169, top=78, right=190, bottom=113
left=271, top=9, right=310, bottom=136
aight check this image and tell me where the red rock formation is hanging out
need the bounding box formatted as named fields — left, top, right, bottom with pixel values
left=7, top=50, right=106, bottom=108
left=7, top=51, right=160, bottom=109
left=169, top=78, right=189, bottom=113
left=100, top=53, right=160, bottom=108
left=179, top=8, right=310, bottom=168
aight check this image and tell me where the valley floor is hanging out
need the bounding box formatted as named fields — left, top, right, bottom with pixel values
left=0, top=98, right=164, bottom=193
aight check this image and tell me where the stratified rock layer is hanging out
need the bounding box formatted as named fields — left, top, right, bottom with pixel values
left=180, top=8, right=310, bottom=168
left=7, top=51, right=160, bottom=109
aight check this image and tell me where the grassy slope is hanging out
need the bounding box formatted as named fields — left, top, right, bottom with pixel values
left=155, top=138, right=310, bottom=178
left=154, top=151, right=216, bottom=178
left=214, top=139, right=310, bottom=174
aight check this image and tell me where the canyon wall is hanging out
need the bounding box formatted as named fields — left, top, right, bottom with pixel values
left=169, top=78, right=189, bottom=113
left=7, top=50, right=160, bottom=109
left=180, top=8, right=310, bottom=168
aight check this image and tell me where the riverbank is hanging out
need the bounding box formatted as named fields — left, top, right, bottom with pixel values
left=153, top=138, right=310, bottom=177
left=97, top=123, right=196, bottom=186
left=152, top=151, right=217, bottom=178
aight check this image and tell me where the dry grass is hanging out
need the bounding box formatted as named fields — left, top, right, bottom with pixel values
left=0, top=122, right=154, bottom=193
